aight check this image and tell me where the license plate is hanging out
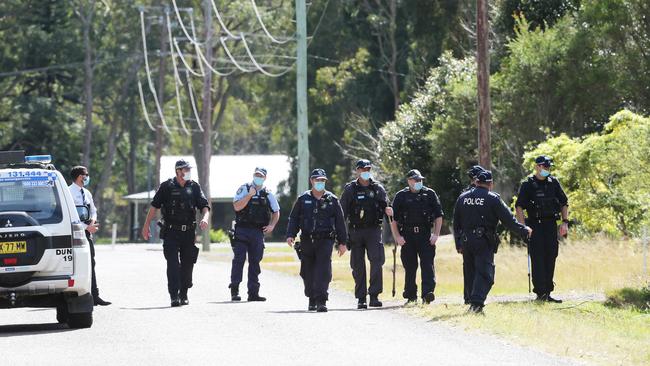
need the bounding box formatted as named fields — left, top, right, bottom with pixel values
left=0, top=241, right=27, bottom=254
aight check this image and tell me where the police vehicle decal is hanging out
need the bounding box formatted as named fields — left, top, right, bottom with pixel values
left=0, top=170, right=57, bottom=186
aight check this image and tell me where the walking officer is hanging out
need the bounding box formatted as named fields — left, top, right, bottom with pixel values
left=461, top=164, right=486, bottom=303
left=453, top=170, right=532, bottom=313
left=515, top=156, right=569, bottom=303
left=286, top=169, right=347, bottom=312
left=229, top=167, right=280, bottom=302
left=142, top=160, right=210, bottom=307
left=389, top=169, right=443, bottom=305
left=340, top=159, right=391, bottom=309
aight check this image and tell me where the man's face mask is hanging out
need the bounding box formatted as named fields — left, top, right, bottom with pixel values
left=83, top=176, right=90, bottom=187
left=360, top=171, right=372, bottom=181
left=413, top=181, right=424, bottom=191
left=253, top=176, right=265, bottom=187
left=183, top=170, right=191, bottom=181
left=539, top=165, right=551, bottom=177
left=313, top=181, right=326, bottom=192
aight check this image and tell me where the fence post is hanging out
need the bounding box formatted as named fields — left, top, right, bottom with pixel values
left=111, top=223, right=117, bottom=251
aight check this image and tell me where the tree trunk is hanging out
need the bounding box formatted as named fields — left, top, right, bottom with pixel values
left=388, top=0, right=399, bottom=112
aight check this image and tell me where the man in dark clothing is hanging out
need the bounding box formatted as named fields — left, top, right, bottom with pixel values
left=286, top=169, right=347, bottom=312
left=453, top=170, right=532, bottom=314
left=142, top=160, right=211, bottom=307
left=340, top=159, right=391, bottom=309
left=389, top=169, right=444, bottom=305
left=515, top=155, right=569, bottom=303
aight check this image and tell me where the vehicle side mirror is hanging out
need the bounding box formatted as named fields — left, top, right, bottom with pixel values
left=76, top=205, right=90, bottom=223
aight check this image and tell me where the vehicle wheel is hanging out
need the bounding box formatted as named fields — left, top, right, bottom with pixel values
left=67, top=312, right=93, bottom=329
left=56, top=303, right=69, bottom=324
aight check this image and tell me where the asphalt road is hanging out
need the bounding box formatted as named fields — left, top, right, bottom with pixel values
left=0, top=245, right=578, bottom=366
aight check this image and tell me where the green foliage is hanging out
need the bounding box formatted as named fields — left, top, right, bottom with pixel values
left=525, top=110, right=650, bottom=236
left=605, top=287, right=650, bottom=312
left=209, top=229, right=230, bottom=244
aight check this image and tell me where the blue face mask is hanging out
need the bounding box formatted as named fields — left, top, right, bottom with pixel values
left=540, top=169, right=551, bottom=178
left=83, top=176, right=90, bottom=187
left=413, top=181, right=423, bottom=191
left=360, top=172, right=372, bottom=181
left=253, top=176, right=265, bottom=187
left=314, top=181, right=326, bottom=192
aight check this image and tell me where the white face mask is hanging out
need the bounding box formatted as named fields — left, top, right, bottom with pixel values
left=183, top=171, right=191, bottom=181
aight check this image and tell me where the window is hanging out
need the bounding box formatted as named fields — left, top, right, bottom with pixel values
left=0, top=179, right=63, bottom=225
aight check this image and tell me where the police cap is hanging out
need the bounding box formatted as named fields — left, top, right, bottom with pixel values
left=254, top=167, right=267, bottom=177
left=355, top=159, right=372, bottom=169
left=406, top=169, right=425, bottom=180
left=175, top=159, right=192, bottom=170
left=476, top=170, right=493, bottom=183
left=467, top=165, right=486, bottom=180
left=310, top=168, right=328, bottom=179
left=534, top=155, right=553, bottom=168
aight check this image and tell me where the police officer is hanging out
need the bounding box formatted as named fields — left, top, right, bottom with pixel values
left=68, top=166, right=111, bottom=306
left=515, top=156, right=569, bottom=303
left=340, top=159, right=391, bottom=309
left=229, top=167, right=280, bottom=302
left=461, top=165, right=486, bottom=303
left=142, top=160, right=210, bottom=307
left=286, top=169, right=347, bottom=312
left=453, top=171, right=532, bottom=313
left=389, top=169, right=443, bottom=305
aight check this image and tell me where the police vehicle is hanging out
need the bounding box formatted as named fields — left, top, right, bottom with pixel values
left=0, top=151, right=93, bottom=328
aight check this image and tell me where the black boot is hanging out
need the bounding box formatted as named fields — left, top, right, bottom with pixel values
left=467, top=303, right=484, bottom=314
left=170, top=296, right=181, bottom=307
left=248, top=294, right=267, bottom=302
left=308, top=298, right=317, bottom=311
left=229, top=284, right=241, bottom=301
left=404, top=298, right=418, bottom=306
left=316, top=302, right=328, bottom=313
left=369, top=295, right=382, bottom=308
left=357, top=297, right=367, bottom=310
left=423, top=292, right=435, bottom=304
left=545, top=294, right=562, bottom=303
left=179, top=289, right=189, bottom=306
left=93, top=295, right=112, bottom=306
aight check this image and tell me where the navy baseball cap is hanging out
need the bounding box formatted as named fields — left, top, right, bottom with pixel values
left=467, top=165, right=486, bottom=179
left=254, top=167, right=267, bottom=177
left=355, top=159, right=372, bottom=169
left=476, top=170, right=493, bottom=183
left=175, top=159, right=192, bottom=169
left=406, top=169, right=425, bottom=180
left=535, top=155, right=553, bottom=167
left=310, top=168, right=327, bottom=179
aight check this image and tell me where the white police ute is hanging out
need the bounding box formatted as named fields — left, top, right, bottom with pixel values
left=0, top=151, right=93, bottom=328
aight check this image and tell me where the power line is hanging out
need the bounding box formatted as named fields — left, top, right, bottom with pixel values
left=250, top=0, right=293, bottom=44
left=241, top=33, right=294, bottom=77
left=166, top=10, right=191, bottom=136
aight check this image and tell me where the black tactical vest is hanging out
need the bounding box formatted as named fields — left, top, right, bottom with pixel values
left=527, top=177, right=561, bottom=220
left=348, top=182, right=382, bottom=226
left=162, top=179, right=197, bottom=225
left=300, top=192, right=337, bottom=234
left=236, top=185, right=272, bottom=226
left=399, top=188, right=434, bottom=226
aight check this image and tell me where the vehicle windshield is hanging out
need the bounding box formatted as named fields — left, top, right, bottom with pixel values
left=0, top=171, right=63, bottom=225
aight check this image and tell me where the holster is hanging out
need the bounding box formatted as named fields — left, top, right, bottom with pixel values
left=228, top=229, right=236, bottom=247
left=157, top=221, right=167, bottom=240
left=190, top=245, right=200, bottom=263
left=294, top=241, right=303, bottom=261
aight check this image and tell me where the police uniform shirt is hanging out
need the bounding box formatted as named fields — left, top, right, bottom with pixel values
left=68, top=183, right=97, bottom=230
left=339, top=179, right=388, bottom=222
left=453, top=187, right=528, bottom=249
left=233, top=183, right=280, bottom=213
left=392, top=186, right=444, bottom=226
left=150, top=178, right=210, bottom=213
left=286, top=190, right=347, bottom=242
left=515, top=175, right=568, bottom=213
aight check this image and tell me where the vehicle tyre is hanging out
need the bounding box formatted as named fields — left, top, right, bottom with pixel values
left=67, top=312, right=93, bottom=329
left=56, top=303, right=69, bottom=324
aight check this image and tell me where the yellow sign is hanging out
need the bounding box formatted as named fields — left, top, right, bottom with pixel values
left=0, top=241, right=27, bottom=254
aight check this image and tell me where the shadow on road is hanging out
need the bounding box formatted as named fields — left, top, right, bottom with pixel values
left=0, top=323, right=75, bottom=337
left=119, top=306, right=173, bottom=311
left=267, top=305, right=402, bottom=314
left=208, top=301, right=252, bottom=305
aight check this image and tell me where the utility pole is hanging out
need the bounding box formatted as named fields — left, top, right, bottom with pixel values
left=477, top=0, right=491, bottom=167
left=154, top=9, right=168, bottom=186
left=295, top=0, right=309, bottom=193
left=200, top=0, right=214, bottom=252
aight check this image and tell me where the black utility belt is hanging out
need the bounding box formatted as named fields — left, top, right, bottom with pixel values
left=165, top=223, right=196, bottom=232
left=301, top=232, right=335, bottom=240
left=349, top=223, right=382, bottom=230
left=400, top=225, right=431, bottom=234
left=529, top=217, right=558, bottom=224
left=236, top=222, right=266, bottom=230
